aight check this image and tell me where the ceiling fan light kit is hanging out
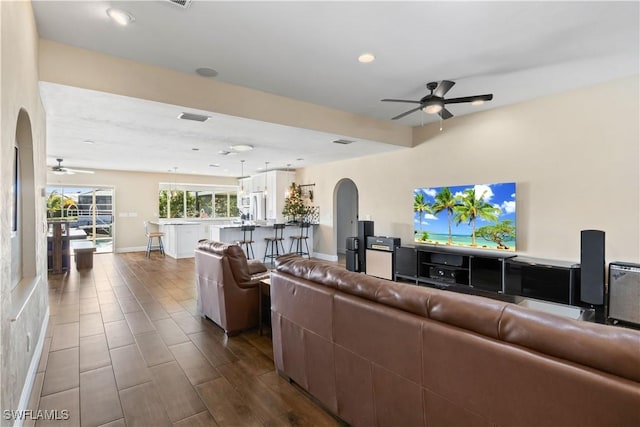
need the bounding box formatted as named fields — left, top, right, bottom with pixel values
left=106, top=8, right=135, bottom=26
left=422, top=101, right=443, bottom=114
left=382, top=80, right=493, bottom=121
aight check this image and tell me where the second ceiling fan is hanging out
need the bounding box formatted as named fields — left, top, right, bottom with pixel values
left=382, top=80, right=493, bottom=120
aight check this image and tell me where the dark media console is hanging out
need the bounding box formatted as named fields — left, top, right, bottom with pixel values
left=396, top=245, right=512, bottom=294
left=395, top=246, right=589, bottom=307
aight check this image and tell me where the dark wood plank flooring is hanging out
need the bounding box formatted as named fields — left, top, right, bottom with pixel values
left=32, top=252, right=343, bottom=427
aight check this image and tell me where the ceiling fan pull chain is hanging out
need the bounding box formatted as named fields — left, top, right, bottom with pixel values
left=439, top=116, right=443, bottom=132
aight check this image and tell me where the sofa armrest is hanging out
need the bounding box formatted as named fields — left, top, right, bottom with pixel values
left=247, top=260, right=268, bottom=275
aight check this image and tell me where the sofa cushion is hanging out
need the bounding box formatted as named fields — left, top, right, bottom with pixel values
left=275, top=254, right=430, bottom=317
left=500, top=305, right=640, bottom=383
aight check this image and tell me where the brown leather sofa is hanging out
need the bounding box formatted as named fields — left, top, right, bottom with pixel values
left=195, top=240, right=269, bottom=335
left=270, top=255, right=640, bottom=427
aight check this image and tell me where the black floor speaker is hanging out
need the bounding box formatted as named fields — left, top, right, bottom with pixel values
left=395, top=246, right=417, bottom=278
left=358, top=221, right=374, bottom=273
left=580, top=230, right=605, bottom=305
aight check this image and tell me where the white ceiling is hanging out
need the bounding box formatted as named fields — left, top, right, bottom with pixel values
left=33, top=1, right=639, bottom=176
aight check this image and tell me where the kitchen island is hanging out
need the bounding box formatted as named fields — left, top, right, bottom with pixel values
left=210, top=223, right=315, bottom=261
left=156, top=221, right=205, bottom=259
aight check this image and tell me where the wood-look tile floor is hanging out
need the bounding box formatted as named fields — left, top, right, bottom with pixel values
left=31, top=252, right=342, bottom=427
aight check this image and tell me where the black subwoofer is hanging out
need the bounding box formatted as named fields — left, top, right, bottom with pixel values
left=395, top=246, right=417, bottom=279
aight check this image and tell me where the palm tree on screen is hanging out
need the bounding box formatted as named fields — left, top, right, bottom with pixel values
left=413, top=193, right=431, bottom=236
left=431, top=187, right=459, bottom=244
left=454, top=188, right=500, bottom=246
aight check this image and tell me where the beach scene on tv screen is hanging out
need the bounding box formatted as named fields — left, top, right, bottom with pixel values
left=414, top=182, right=516, bottom=251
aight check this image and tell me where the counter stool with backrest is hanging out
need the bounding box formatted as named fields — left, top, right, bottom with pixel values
left=236, top=225, right=256, bottom=260
left=144, top=221, right=165, bottom=257
left=264, top=223, right=286, bottom=264
left=289, top=222, right=311, bottom=258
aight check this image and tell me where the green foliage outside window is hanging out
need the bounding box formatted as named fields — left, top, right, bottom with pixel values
left=159, top=190, right=239, bottom=218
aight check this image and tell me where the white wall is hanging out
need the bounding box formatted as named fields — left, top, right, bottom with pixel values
left=298, top=76, right=640, bottom=264
left=1, top=0, right=49, bottom=415
left=47, top=169, right=238, bottom=251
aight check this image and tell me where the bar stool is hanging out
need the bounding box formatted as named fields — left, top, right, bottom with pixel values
left=144, top=221, right=165, bottom=257
left=264, top=223, right=286, bottom=263
left=289, top=222, right=311, bottom=258
left=237, top=225, right=256, bottom=260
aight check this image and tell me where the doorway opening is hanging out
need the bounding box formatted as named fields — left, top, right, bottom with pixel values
left=334, top=179, right=359, bottom=262
left=46, top=186, right=114, bottom=253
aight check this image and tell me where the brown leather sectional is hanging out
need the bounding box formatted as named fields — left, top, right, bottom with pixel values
left=270, top=254, right=640, bottom=426
left=195, top=240, right=269, bottom=335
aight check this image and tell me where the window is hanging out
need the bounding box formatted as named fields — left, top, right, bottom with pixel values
left=158, top=185, right=239, bottom=218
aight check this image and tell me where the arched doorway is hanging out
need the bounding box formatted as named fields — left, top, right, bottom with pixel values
left=12, top=109, right=37, bottom=288
left=334, top=178, right=359, bottom=260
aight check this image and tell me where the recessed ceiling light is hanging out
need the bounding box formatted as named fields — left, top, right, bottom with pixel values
left=83, top=140, right=95, bottom=145
left=106, top=8, right=135, bottom=26
left=196, top=67, right=218, bottom=78
left=358, top=53, right=375, bottom=63
left=229, top=144, right=253, bottom=152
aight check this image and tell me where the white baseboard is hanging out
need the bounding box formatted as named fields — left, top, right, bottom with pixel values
left=312, top=252, right=339, bottom=262
left=115, top=246, right=146, bottom=253
left=14, top=305, right=49, bottom=427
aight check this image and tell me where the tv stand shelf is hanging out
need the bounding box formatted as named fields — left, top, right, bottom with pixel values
left=396, top=245, right=515, bottom=294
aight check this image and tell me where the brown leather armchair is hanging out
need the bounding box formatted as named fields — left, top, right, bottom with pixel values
left=195, top=240, right=269, bottom=335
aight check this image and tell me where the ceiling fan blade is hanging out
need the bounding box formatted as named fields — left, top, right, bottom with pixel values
left=438, top=108, right=454, bottom=120
left=381, top=99, right=422, bottom=104
left=444, top=94, right=493, bottom=105
left=66, top=168, right=94, bottom=174
left=434, top=80, right=455, bottom=97
left=391, top=106, right=423, bottom=120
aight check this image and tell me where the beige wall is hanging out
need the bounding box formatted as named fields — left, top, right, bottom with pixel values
left=1, top=0, right=49, bottom=415
left=48, top=169, right=237, bottom=251
left=299, top=76, right=640, bottom=264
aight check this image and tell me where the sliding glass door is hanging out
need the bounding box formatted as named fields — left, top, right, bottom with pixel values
left=46, top=186, right=114, bottom=253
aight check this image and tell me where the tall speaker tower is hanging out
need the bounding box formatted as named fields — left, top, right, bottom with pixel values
left=580, top=230, right=605, bottom=305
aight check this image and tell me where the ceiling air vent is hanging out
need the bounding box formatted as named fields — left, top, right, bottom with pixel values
left=166, top=0, right=192, bottom=9
left=333, top=139, right=355, bottom=145
left=178, top=112, right=210, bottom=122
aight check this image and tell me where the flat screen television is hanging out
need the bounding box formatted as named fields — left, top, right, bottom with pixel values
left=413, top=181, right=516, bottom=251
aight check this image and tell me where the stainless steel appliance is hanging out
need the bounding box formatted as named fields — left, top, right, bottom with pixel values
left=249, top=191, right=265, bottom=221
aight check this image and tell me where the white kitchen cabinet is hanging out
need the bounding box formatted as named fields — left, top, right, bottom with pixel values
left=159, top=222, right=205, bottom=259
left=238, top=171, right=296, bottom=222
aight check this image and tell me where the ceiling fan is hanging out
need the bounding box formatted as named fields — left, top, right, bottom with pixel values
left=50, top=158, right=94, bottom=175
left=382, top=80, right=493, bottom=120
